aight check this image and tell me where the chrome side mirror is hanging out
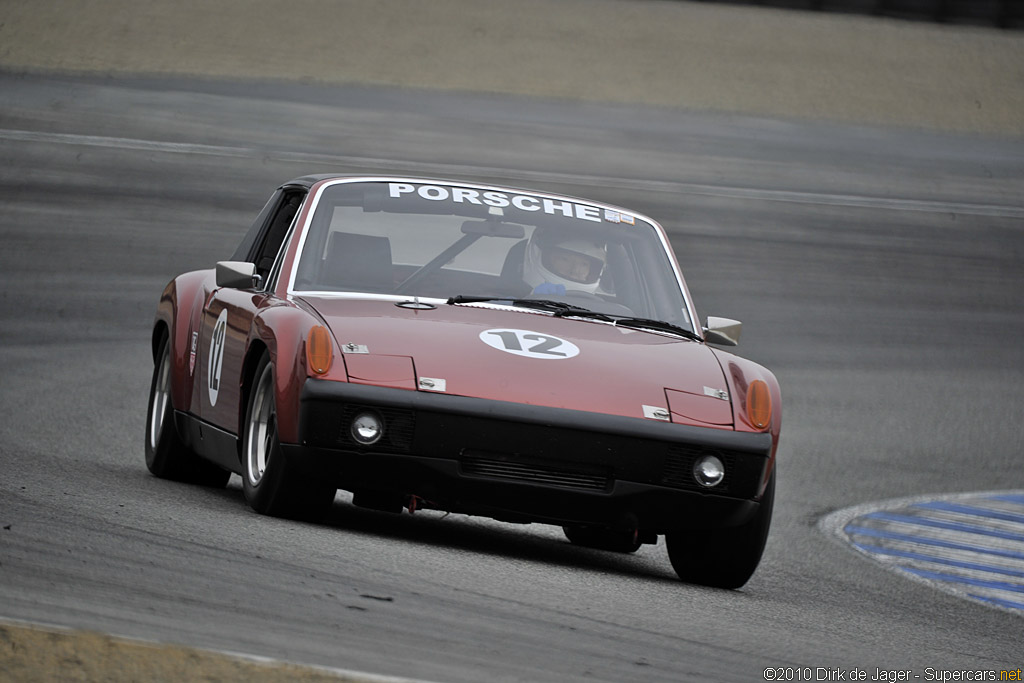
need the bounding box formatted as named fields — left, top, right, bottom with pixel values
left=215, top=261, right=260, bottom=289
left=703, top=316, right=741, bottom=346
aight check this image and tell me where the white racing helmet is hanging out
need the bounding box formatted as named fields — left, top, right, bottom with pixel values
left=523, top=229, right=607, bottom=294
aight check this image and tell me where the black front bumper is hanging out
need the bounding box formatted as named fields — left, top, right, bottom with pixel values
left=288, top=379, right=773, bottom=532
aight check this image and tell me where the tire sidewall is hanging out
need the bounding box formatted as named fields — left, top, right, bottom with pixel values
left=145, top=335, right=177, bottom=475
left=243, top=353, right=291, bottom=512
left=145, top=331, right=230, bottom=488
left=241, top=352, right=335, bottom=520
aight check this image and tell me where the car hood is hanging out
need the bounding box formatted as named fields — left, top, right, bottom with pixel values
left=301, top=297, right=734, bottom=427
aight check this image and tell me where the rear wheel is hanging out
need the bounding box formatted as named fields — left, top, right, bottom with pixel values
left=145, top=334, right=230, bottom=487
left=563, top=525, right=642, bottom=554
left=242, top=353, right=336, bottom=521
left=665, top=470, right=775, bottom=589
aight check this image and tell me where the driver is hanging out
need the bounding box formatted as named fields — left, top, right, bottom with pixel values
left=523, top=229, right=606, bottom=296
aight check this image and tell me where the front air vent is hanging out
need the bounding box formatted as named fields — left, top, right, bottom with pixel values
left=460, top=453, right=611, bottom=492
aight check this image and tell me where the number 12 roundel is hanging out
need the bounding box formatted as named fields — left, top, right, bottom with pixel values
left=479, top=329, right=580, bottom=360
left=208, top=309, right=229, bottom=406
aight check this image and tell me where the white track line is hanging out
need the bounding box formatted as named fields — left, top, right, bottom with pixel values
left=4, top=128, right=1024, bottom=219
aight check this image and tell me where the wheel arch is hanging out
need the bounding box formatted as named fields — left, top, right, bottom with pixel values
left=243, top=303, right=331, bottom=444
left=151, top=320, right=170, bottom=362
left=709, top=348, right=781, bottom=499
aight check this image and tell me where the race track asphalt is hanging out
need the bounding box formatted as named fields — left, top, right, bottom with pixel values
left=1, top=1, right=1023, bottom=681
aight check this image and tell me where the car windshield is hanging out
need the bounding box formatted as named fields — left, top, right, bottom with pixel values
left=291, top=180, right=693, bottom=329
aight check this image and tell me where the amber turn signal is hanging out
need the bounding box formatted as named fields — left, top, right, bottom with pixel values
left=746, top=379, right=772, bottom=430
left=306, top=325, right=333, bottom=375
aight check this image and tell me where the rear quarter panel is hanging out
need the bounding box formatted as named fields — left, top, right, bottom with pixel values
left=153, top=269, right=214, bottom=415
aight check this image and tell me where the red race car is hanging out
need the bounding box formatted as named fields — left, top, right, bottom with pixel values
left=146, top=175, right=780, bottom=588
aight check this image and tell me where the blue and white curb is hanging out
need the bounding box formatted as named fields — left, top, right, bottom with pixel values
left=820, top=491, right=1024, bottom=615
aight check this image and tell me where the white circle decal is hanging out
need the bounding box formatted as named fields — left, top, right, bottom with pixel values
left=479, top=329, right=580, bottom=359
left=208, top=309, right=228, bottom=406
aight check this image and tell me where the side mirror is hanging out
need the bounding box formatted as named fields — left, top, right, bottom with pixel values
left=216, top=261, right=260, bottom=289
left=703, top=316, right=741, bottom=346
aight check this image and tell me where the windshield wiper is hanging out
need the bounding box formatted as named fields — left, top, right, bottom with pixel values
left=549, top=307, right=702, bottom=341
left=611, top=317, right=703, bottom=341
left=448, top=296, right=700, bottom=340
left=447, top=295, right=607, bottom=318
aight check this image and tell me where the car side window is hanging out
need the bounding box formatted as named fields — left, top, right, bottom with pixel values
left=230, top=191, right=281, bottom=262
left=253, top=191, right=305, bottom=283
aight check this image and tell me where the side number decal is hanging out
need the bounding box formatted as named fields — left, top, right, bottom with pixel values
left=208, top=309, right=228, bottom=406
left=480, top=329, right=580, bottom=360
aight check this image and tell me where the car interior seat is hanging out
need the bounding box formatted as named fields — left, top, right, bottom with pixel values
left=321, top=233, right=394, bottom=293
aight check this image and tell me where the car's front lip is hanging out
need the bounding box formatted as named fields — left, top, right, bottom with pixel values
left=293, top=379, right=773, bottom=530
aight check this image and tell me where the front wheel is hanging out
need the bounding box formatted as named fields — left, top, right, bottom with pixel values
left=145, top=334, right=230, bottom=488
left=665, top=470, right=775, bottom=589
left=242, top=353, right=336, bottom=521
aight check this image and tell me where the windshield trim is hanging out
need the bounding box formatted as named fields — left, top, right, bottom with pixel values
left=285, top=176, right=699, bottom=331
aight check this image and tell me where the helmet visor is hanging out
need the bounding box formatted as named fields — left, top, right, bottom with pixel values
left=541, top=245, right=604, bottom=284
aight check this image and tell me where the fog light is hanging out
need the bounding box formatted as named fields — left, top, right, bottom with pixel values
left=693, top=455, right=725, bottom=488
left=351, top=412, right=383, bottom=445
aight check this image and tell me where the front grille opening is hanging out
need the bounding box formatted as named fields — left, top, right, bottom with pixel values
left=460, top=452, right=611, bottom=492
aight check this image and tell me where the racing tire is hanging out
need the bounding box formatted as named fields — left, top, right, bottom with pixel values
left=242, top=353, right=336, bottom=521
left=665, top=470, right=775, bottom=589
left=562, top=525, right=642, bottom=554
left=145, top=334, right=231, bottom=488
